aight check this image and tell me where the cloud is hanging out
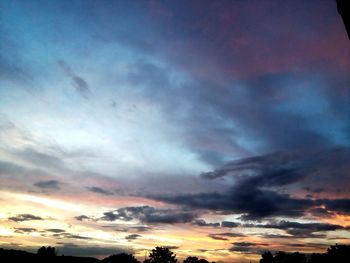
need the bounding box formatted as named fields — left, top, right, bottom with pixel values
left=52, top=232, right=92, bottom=240
left=208, top=234, right=229, bottom=241
left=229, top=242, right=267, bottom=253
left=164, top=246, right=179, bottom=250
left=45, top=229, right=66, bottom=233
left=125, top=234, right=141, bottom=241
left=0, top=161, right=27, bottom=176
left=150, top=186, right=313, bottom=220
left=74, top=215, right=92, bottom=221
left=220, top=232, right=246, bottom=237
left=304, top=187, right=325, bottom=194
left=308, top=207, right=335, bottom=218
left=192, top=219, right=220, bottom=227
left=14, top=228, right=37, bottom=234
left=208, top=232, right=246, bottom=241
left=15, top=147, right=65, bottom=171
left=322, top=199, right=350, bottom=215
left=130, top=226, right=152, bottom=232
left=34, top=180, right=61, bottom=190
left=87, top=186, right=114, bottom=196
left=100, top=206, right=196, bottom=224
left=8, top=214, right=43, bottom=222
left=251, top=220, right=344, bottom=238
left=58, top=60, right=91, bottom=99
left=149, top=148, right=350, bottom=220
left=221, top=221, right=240, bottom=228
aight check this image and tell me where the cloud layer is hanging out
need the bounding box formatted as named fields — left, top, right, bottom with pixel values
left=0, top=0, right=349, bottom=261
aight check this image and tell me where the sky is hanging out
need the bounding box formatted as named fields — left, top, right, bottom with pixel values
left=0, top=0, right=350, bottom=262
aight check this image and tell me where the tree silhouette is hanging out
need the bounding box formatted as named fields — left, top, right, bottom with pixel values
left=37, top=246, right=57, bottom=257
left=183, top=257, right=209, bottom=263
left=337, top=0, right=350, bottom=39
left=2, top=243, right=350, bottom=263
left=326, top=244, right=350, bottom=263
left=285, top=252, right=306, bottom=263
left=184, top=256, right=199, bottom=263
left=309, top=253, right=326, bottom=263
left=258, top=244, right=350, bottom=263
left=273, top=251, right=287, bottom=263
left=260, top=251, right=273, bottom=263
left=144, top=247, right=177, bottom=263
left=102, top=252, right=140, bottom=263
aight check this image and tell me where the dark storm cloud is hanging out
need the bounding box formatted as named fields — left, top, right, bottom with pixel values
left=309, top=207, right=335, bottom=218
left=34, top=180, right=61, bottom=189
left=100, top=206, right=196, bottom=224
left=247, top=220, right=344, bottom=238
left=58, top=60, right=91, bottom=99
left=192, top=219, right=220, bottom=227
left=151, top=185, right=313, bottom=220
left=321, top=199, right=350, bottom=214
left=8, top=214, right=43, bottom=222
left=149, top=147, right=350, bottom=220
left=125, top=234, right=141, bottom=241
left=304, top=187, right=325, bottom=194
left=221, top=221, right=240, bottom=228
left=86, top=186, right=114, bottom=196
left=201, top=147, right=350, bottom=183
left=275, top=221, right=344, bottom=232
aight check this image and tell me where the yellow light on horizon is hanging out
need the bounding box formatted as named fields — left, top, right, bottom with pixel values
left=0, top=228, right=13, bottom=236
left=0, top=212, right=6, bottom=219
left=7, top=191, right=82, bottom=212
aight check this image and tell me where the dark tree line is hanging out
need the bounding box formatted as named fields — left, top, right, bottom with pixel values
left=260, top=244, right=350, bottom=263
left=0, top=246, right=212, bottom=263
left=1, top=244, right=350, bottom=263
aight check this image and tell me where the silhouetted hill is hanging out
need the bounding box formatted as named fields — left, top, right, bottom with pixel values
left=0, top=248, right=100, bottom=263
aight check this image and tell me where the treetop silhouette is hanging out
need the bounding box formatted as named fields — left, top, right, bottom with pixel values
left=144, top=247, right=177, bottom=263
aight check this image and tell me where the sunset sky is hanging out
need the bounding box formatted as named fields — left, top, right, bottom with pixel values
left=1, top=0, right=350, bottom=262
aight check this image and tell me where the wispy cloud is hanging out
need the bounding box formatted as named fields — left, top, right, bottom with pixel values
left=34, top=180, right=61, bottom=190
left=58, top=60, right=91, bottom=99
left=86, top=186, right=114, bottom=196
